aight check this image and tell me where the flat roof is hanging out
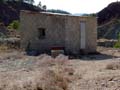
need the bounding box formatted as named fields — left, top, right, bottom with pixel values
left=21, top=10, right=97, bottom=18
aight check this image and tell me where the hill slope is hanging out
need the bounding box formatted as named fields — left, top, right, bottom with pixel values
left=98, top=2, right=120, bottom=25
left=97, top=2, right=120, bottom=39
left=98, top=19, right=120, bottom=39
left=0, top=1, right=42, bottom=26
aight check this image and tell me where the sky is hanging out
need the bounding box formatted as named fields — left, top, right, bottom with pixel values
left=34, top=0, right=118, bottom=14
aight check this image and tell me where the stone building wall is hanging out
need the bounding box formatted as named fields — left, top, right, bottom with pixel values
left=20, top=11, right=97, bottom=54
left=85, top=17, right=97, bottom=53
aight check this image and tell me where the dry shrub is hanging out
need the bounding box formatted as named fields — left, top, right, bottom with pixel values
left=36, top=54, right=69, bottom=67
left=106, top=61, right=120, bottom=70
left=0, top=44, right=8, bottom=52
left=38, top=56, right=74, bottom=90
left=41, top=66, right=73, bottom=90
left=0, top=71, right=55, bottom=90
left=0, top=55, right=74, bottom=90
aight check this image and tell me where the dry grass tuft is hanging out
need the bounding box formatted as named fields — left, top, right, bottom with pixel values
left=35, top=54, right=68, bottom=67
left=0, top=45, right=9, bottom=52
left=0, top=54, right=74, bottom=90
left=105, top=61, right=120, bottom=70
left=39, top=57, right=74, bottom=90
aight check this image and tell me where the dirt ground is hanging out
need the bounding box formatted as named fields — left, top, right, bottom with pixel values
left=0, top=47, right=119, bottom=90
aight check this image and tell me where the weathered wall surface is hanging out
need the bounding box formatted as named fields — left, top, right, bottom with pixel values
left=65, top=16, right=80, bottom=54
left=20, top=11, right=66, bottom=53
left=65, top=16, right=97, bottom=54
left=85, top=17, right=97, bottom=53
left=20, top=11, right=97, bottom=54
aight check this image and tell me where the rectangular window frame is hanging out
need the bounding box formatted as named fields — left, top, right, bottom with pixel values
left=38, top=28, right=46, bottom=39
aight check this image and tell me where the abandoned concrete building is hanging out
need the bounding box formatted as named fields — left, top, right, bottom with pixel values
left=20, top=10, right=97, bottom=55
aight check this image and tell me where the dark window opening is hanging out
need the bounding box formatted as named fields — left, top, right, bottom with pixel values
left=38, top=28, right=46, bottom=39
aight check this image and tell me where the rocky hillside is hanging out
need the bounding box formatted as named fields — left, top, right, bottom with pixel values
left=0, top=1, right=42, bottom=26
left=98, top=19, right=120, bottom=39
left=97, top=2, right=120, bottom=39
left=97, top=2, right=120, bottom=25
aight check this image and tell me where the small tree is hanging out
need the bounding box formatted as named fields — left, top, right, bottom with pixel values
left=42, top=5, right=47, bottom=10
left=37, top=1, right=41, bottom=8
left=37, top=1, right=47, bottom=10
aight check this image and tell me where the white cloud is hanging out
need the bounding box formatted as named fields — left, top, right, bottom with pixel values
left=34, top=0, right=117, bottom=14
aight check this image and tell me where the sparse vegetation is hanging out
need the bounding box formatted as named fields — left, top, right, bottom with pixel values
left=0, top=54, right=73, bottom=90
left=106, top=61, right=120, bottom=70
left=114, top=32, right=120, bottom=48
left=0, top=44, right=8, bottom=51
left=82, top=13, right=96, bottom=17
left=7, top=20, right=20, bottom=30
left=0, top=1, right=42, bottom=26
left=0, top=47, right=119, bottom=90
left=0, top=1, right=120, bottom=90
left=37, top=1, right=47, bottom=10
left=47, top=9, right=70, bottom=14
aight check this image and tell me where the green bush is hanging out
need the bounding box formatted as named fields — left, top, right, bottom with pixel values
left=114, top=32, right=120, bottom=48
left=7, top=20, right=20, bottom=30
left=114, top=41, right=120, bottom=48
